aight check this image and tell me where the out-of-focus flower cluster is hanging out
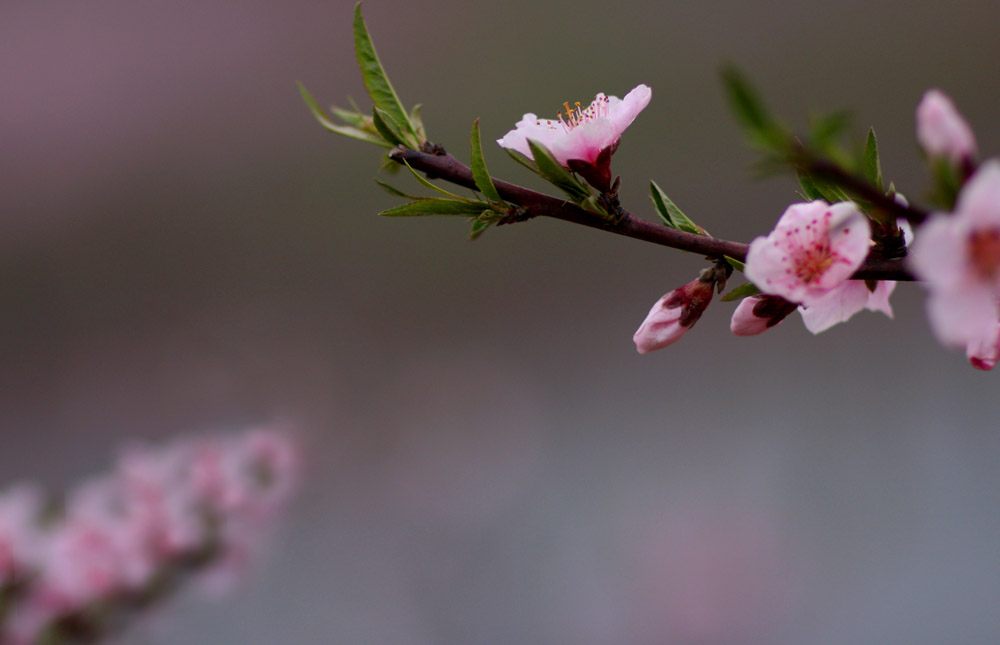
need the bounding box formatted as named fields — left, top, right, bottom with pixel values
left=0, top=428, right=300, bottom=645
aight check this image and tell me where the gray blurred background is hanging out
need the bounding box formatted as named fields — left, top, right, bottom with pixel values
left=3, top=0, right=1000, bottom=643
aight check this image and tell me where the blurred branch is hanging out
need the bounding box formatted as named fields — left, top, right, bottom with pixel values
left=389, top=147, right=916, bottom=282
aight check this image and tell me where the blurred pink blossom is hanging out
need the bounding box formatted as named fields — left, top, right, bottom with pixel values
left=910, top=160, right=1000, bottom=357
left=0, top=427, right=300, bottom=644
left=916, top=89, right=977, bottom=164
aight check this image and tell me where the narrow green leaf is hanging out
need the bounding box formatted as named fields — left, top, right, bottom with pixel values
left=581, top=195, right=610, bottom=217
left=380, top=199, right=488, bottom=217
left=796, top=169, right=827, bottom=201
left=649, top=181, right=705, bottom=235
left=400, top=159, right=471, bottom=201
left=375, top=179, right=423, bottom=199
left=720, top=282, right=761, bottom=302
left=353, top=3, right=418, bottom=145
left=410, top=104, right=426, bottom=142
left=330, top=105, right=367, bottom=128
left=372, top=106, right=408, bottom=147
left=649, top=181, right=673, bottom=227
left=527, top=139, right=590, bottom=203
left=724, top=256, right=745, bottom=272
left=504, top=148, right=540, bottom=175
left=720, top=66, right=787, bottom=150
left=469, top=212, right=495, bottom=240
left=862, top=127, right=884, bottom=192
left=469, top=120, right=503, bottom=202
left=796, top=168, right=851, bottom=203
left=299, top=82, right=391, bottom=147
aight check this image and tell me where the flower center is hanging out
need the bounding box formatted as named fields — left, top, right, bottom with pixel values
left=968, top=228, right=1000, bottom=281
left=793, top=240, right=837, bottom=284
left=556, top=95, right=610, bottom=131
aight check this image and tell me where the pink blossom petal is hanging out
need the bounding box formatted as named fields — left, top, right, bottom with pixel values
left=864, top=280, right=897, bottom=318
left=926, top=285, right=998, bottom=348
left=909, top=214, right=970, bottom=290
left=548, top=118, right=616, bottom=166
left=954, top=159, right=1000, bottom=229
left=916, top=89, right=977, bottom=164
left=798, top=281, right=871, bottom=334
left=608, top=84, right=652, bottom=133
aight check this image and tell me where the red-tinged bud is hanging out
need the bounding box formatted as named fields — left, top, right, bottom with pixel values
left=730, top=295, right=798, bottom=336
left=633, top=279, right=715, bottom=354
left=916, top=89, right=977, bottom=166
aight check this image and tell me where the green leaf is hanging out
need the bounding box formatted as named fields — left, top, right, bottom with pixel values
left=380, top=199, right=488, bottom=217
left=469, top=119, right=502, bottom=202
left=469, top=211, right=495, bottom=240
left=796, top=168, right=827, bottom=201
left=649, top=181, right=706, bottom=235
left=581, top=195, right=610, bottom=217
left=724, top=256, right=745, bottom=272
left=862, top=127, right=884, bottom=192
left=298, top=82, right=391, bottom=147
left=720, top=66, right=787, bottom=150
left=330, top=105, right=368, bottom=128
left=720, top=281, right=761, bottom=302
left=527, top=140, right=591, bottom=203
left=504, top=148, right=540, bottom=174
left=353, top=3, right=418, bottom=146
left=410, top=104, right=427, bottom=142
left=372, top=106, right=409, bottom=147
left=375, top=179, right=423, bottom=199
left=400, top=159, right=471, bottom=201
left=795, top=168, right=851, bottom=203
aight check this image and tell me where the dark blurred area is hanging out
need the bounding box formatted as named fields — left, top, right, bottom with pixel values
left=3, top=1, right=1000, bottom=643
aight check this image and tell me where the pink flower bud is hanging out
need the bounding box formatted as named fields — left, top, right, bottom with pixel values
left=916, top=89, right=977, bottom=165
left=730, top=295, right=797, bottom=336
left=633, top=279, right=714, bottom=353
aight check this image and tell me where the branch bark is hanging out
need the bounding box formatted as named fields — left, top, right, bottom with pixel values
left=389, top=147, right=916, bottom=282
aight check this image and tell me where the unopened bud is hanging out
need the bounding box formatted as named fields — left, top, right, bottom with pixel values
left=633, top=279, right=714, bottom=354
left=916, top=89, right=977, bottom=165
left=730, top=294, right=798, bottom=336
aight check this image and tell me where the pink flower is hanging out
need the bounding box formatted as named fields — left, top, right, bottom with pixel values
left=797, top=279, right=897, bottom=334
left=633, top=278, right=714, bottom=353
left=730, top=295, right=798, bottom=336
left=497, top=84, right=651, bottom=191
left=745, top=200, right=871, bottom=305
left=910, top=161, right=1000, bottom=350
left=916, top=89, right=977, bottom=165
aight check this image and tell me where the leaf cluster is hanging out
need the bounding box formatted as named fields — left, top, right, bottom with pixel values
left=299, top=3, right=426, bottom=151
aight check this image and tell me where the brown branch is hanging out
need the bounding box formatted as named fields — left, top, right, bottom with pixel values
left=389, top=147, right=916, bottom=282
